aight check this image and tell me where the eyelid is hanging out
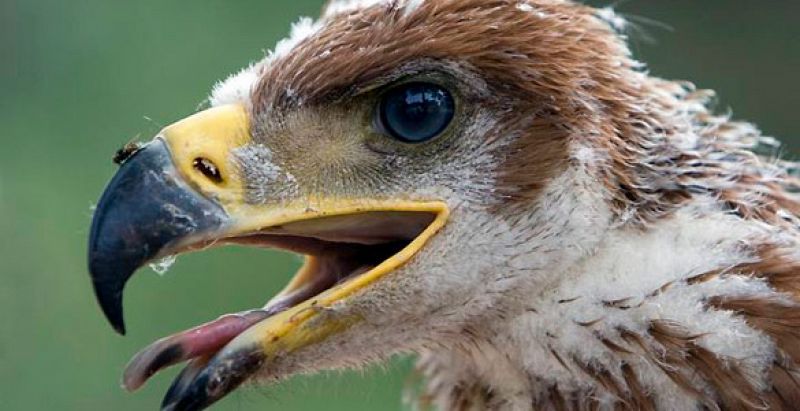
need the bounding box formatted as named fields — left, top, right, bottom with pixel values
left=355, top=69, right=454, bottom=100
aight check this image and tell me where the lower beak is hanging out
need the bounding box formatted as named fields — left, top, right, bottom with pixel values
left=159, top=341, right=265, bottom=411
left=88, top=138, right=228, bottom=335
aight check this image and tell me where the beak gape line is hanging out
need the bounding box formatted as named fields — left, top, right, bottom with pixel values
left=87, top=105, right=449, bottom=410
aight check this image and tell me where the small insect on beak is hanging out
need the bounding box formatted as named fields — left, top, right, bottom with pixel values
left=113, top=141, right=143, bottom=165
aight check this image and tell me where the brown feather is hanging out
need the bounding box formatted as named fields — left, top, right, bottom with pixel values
left=709, top=296, right=800, bottom=364
left=620, top=363, right=655, bottom=411
left=648, top=320, right=764, bottom=410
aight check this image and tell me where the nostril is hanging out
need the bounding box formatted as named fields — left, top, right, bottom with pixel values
left=193, top=157, right=223, bottom=183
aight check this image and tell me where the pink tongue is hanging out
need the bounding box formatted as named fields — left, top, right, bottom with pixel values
left=122, top=311, right=270, bottom=391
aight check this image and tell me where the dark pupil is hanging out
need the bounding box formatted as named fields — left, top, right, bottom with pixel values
left=380, top=82, right=454, bottom=143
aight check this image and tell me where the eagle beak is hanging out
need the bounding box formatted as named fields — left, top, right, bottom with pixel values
left=88, top=105, right=448, bottom=409
left=87, top=137, right=228, bottom=334
left=88, top=104, right=251, bottom=334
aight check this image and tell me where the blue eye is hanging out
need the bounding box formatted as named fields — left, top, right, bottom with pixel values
left=377, top=82, right=455, bottom=143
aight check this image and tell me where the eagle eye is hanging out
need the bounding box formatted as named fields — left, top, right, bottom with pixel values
left=376, top=82, right=455, bottom=143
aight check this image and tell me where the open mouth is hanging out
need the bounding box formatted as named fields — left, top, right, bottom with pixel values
left=86, top=105, right=450, bottom=409
left=121, top=210, right=438, bottom=391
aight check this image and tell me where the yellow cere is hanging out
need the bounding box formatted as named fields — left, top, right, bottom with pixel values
left=160, top=104, right=252, bottom=201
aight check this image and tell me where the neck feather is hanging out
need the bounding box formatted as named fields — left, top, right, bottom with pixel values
left=414, top=202, right=800, bottom=410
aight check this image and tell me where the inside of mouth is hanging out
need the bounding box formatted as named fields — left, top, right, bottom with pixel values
left=122, top=211, right=436, bottom=391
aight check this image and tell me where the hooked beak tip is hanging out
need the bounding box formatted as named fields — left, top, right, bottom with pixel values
left=91, top=277, right=127, bottom=335
left=87, top=139, right=227, bottom=334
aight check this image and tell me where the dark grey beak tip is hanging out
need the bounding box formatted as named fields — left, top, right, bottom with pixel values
left=87, top=139, right=226, bottom=334
left=160, top=348, right=264, bottom=411
left=161, top=371, right=212, bottom=411
left=161, top=359, right=206, bottom=410
left=92, top=277, right=127, bottom=335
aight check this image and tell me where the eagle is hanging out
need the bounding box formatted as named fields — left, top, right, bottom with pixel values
left=87, top=0, right=800, bottom=410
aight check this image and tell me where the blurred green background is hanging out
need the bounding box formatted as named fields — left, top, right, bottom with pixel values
left=0, top=1, right=797, bottom=410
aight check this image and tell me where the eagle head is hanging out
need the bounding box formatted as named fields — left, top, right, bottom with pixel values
left=88, top=1, right=800, bottom=410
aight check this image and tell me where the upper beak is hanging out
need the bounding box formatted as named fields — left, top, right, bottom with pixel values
left=88, top=104, right=251, bottom=335
left=88, top=138, right=228, bottom=334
